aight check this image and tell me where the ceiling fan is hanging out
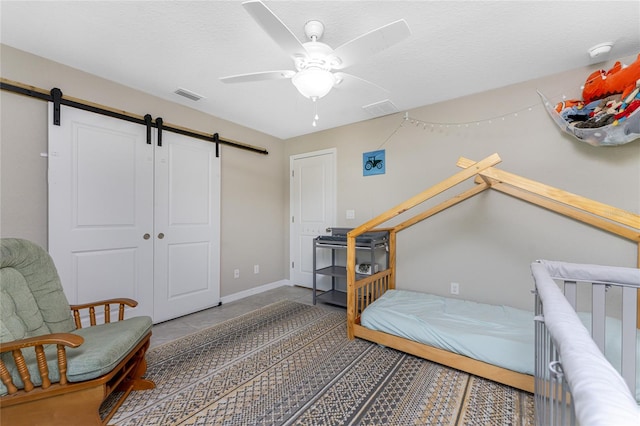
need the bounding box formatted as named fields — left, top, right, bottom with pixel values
left=220, top=0, right=411, bottom=103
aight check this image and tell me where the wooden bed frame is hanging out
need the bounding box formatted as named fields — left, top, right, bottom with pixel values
left=345, top=153, right=640, bottom=394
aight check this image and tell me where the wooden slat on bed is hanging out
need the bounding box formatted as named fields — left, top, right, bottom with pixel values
left=353, top=322, right=535, bottom=393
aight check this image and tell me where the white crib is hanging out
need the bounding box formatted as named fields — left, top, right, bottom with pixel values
left=532, top=260, right=640, bottom=426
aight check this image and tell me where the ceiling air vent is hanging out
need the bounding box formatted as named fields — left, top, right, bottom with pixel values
left=174, top=87, right=205, bottom=102
left=362, top=100, right=399, bottom=117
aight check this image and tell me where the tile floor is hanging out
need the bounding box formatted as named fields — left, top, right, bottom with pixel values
left=150, top=285, right=338, bottom=348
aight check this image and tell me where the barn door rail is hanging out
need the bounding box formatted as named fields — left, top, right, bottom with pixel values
left=1, top=78, right=268, bottom=155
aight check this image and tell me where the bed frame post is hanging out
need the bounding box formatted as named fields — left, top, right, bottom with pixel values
left=388, top=230, right=397, bottom=290
left=346, top=235, right=356, bottom=339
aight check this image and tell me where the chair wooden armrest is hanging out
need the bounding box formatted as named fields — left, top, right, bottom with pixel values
left=0, top=333, right=84, bottom=394
left=70, top=298, right=138, bottom=328
left=0, top=333, right=84, bottom=351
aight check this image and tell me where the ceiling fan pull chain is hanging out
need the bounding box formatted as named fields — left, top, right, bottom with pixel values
left=312, top=99, right=319, bottom=127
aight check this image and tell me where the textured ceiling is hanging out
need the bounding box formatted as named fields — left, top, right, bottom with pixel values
left=2, top=1, right=639, bottom=139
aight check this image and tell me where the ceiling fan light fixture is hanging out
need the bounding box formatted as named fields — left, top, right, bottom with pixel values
left=292, top=67, right=335, bottom=100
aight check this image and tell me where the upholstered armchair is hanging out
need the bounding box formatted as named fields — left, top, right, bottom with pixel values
left=0, top=238, right=154, bottom=425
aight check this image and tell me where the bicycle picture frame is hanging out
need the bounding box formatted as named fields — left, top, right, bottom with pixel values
left=363, top=149, right=385, bottom=176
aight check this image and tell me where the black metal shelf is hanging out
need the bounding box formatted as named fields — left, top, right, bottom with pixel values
left=312, top=227, right=389, bottom=308
left=315, top=265, right=368, bottom=280
left=315, top=289, right=347, bottom=307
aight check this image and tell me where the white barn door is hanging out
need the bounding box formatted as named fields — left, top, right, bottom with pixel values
left=153, top=131, right=220, bottom=323
left=48, top=104, right=154, bottom=319
left=48, top=105, right=220, bottom=323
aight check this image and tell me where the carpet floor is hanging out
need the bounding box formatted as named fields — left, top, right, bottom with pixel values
left=107, top=300, right=534, bottom=425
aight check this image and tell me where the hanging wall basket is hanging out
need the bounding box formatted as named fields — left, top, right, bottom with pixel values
left=539, top=91, right=640, bottom=147
left=539, top=53, right=640, bottom=147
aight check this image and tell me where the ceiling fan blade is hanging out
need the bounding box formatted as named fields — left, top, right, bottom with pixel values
left=332, top=19, right=411, bottom=69
left=220, top=70, right=296, bottom=84
left=332, top=72, right=389, bottom=96
left=242, top=0, right=307, bottom=59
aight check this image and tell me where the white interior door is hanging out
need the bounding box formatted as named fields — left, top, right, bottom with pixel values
left=48, top=104, right=154, bottom=319
left=153, top=131, right=221, bottom=323
left=290, top=149, right=336, bottom=289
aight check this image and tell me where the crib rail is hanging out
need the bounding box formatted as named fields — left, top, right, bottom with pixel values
left=353, top=269, right=393, bottom=316
left=532, top=260, right=639, bottom=426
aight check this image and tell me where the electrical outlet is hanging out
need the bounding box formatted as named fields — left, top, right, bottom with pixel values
left=254, top=264, right=259, bottom=274
left=234, top=269, right=240, bottom=279
left=450, top=282, right=459, bottom=295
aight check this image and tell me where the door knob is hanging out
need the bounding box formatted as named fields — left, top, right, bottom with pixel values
left=325, top=227, right=332, bottom=233
left=143, top=233, right=150, bottom=240
left=158, top=233, right=165, bottom=239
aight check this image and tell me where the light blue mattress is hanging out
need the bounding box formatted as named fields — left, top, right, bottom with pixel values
left=361, top=289, right=640, bottom=400
left=360, top=289, right=536, bottom=374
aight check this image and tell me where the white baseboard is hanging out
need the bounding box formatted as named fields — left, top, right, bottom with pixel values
left=221, top=279, right=292, bottom=304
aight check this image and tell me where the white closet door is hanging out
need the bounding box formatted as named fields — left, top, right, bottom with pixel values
left=290, top=149, right=336, bottom=289
left=153, top=130, right=221, bottom=323
left=49, top=105, right=221, bottom=324
left=48, top=104, right=154, bottom=319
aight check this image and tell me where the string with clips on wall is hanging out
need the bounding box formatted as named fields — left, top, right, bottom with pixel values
left=375, top=54, right=640, bottom=150
left=376, top=100, right=544, bottom=150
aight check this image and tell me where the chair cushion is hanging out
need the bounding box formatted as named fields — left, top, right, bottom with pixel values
left=0, top=238, right=75, bottom=342
left=68, top=316, right=152, bottom=382
left=0, top=315, right=152, bottom=394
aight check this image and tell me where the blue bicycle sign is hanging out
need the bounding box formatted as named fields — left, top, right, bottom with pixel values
left=363, top=150, right=385, bottom=176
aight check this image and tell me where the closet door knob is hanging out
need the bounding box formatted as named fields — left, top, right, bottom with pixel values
left=143, top=233, right=151, bottom=240
left=158, top=233, right=165, bottom=239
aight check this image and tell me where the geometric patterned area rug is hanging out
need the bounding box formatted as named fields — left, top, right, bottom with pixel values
left=105, top=300, right=534, bottom=425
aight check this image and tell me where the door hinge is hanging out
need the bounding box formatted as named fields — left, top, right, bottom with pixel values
left=291, top=261, right=294, bottom=268
left=291, top=170, right=294, bottom=177
left=292, top=216, right=294, bottom=223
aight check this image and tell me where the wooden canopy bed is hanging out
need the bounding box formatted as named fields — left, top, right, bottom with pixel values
left=345, top=153, right=640, bottom=393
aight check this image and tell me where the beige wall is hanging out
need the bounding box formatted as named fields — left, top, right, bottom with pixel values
left=2, top=44, right=638, bottom=310
left=284, top=55, right=640, bottom=310
left=0, top=45, right=286, bottom=298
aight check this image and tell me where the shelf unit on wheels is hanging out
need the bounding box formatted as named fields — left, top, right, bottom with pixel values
left=313, top=227, right=389, bottom=307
